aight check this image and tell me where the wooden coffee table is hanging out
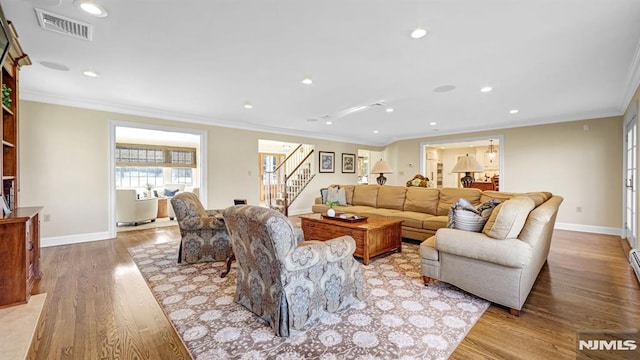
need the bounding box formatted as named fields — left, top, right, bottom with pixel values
left=300, top=214, right=403, bottom=265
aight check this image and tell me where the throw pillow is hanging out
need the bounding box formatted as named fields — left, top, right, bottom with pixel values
left=326, top=186, right=347, bottom=205
left=448, top=198, right=501, bottom=232
left=320, top=188, right=329, bottom=204
left=164, top=188, right=179, bottom=197
left=483, top=196, right=535, bottom=240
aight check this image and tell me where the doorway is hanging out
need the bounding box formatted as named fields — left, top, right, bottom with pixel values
left=108, top=121, right=207, bottom=238
left=624, top=104, right=638, bottom=250
left=420, top=136, right=503, bottom=189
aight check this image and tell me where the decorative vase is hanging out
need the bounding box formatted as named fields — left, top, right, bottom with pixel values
left=327, top=208, right=336, bottom=217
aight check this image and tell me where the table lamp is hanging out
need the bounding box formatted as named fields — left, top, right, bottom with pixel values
left=451, top=154, right=484, bottom=188
left=371, top=159, right=393, bottom=185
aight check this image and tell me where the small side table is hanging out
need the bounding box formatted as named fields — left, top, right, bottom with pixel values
left=157, top=198, right=168, bottom=218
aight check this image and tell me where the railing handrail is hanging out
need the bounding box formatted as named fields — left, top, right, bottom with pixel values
left=284, top=149, right=314, bottom=182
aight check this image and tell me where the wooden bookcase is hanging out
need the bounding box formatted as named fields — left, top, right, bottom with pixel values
left=0, top=20, right=38, bottom=308
left=1, top=21, right=29, bottom=210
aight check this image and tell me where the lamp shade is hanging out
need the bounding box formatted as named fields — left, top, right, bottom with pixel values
left=451, top=155, right=484, bottom=173
left=371, top=160, right=393, bottom=174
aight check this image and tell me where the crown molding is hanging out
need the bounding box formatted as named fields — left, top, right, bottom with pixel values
left=620, top=38, right=640, bottom=113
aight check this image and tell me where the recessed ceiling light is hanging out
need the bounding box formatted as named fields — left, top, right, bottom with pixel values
left=373, top=130, right=379, bottom=134
left=40, top=61, right=69, bottom=71
left=480, top=86, right=492, bottom=93
left=244, top=103, right=253, bottom=109
left=429, top=122, right=437, bottom=126
left=74, top=0, right=108, bottom=17
left=326, top=121, right=333, bottom=125
left=386, top=108, right=394, bottom=113
left=306, top=118, right=318, bottom=122
left=82, top=70, right=99, bottom=77
left=411, top=28, right=428, bottom=39
left=301, top=77, right=312, bottom=85
left=509, top=109, right=519, bottom=114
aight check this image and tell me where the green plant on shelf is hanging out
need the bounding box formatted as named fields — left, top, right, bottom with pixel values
left=2, top=84, right=11, bottom=108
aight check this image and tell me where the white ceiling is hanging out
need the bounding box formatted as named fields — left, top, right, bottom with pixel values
left=3, top=0, right=640, bottom=146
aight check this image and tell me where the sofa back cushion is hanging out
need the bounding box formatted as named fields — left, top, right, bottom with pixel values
left=352, top=185, right=380, bottom=207
left=342, top=185, right=356, bottom=205
left=404, top=187, right=440, bottom=215
left=437, top=188, right=482, bottom=216
left=480, top=191, right=517, bottom=204
left=483, top=196, right=536, bottom=239
left=377, top=186, right=407, bottom=211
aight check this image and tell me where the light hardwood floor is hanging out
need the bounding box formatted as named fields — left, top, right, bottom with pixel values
left=27, top=226, right=639, bottom=359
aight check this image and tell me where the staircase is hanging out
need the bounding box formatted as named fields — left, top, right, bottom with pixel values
left=265, top=144, right=315, bottom=216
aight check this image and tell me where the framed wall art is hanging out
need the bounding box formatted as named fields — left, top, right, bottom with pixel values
left=342, top=153, right=356, bottom=173
left=319, top=151, right=335, bottom=173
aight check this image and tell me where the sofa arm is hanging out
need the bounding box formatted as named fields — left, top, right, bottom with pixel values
left=435, top=228, right=532, bottom=268
left=314, top=196, right=323, bottom=205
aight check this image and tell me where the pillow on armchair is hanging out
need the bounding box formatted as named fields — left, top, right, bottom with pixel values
left=164, top=188, right=179, bottom=197
left=448, top=198, right=501, bottom=232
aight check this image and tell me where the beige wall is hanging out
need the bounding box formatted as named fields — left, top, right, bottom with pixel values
left=19, top=98, right=628, bottom=243
left=387, top=116, right=623, bottom=231
left=19, top=101, right=367, bottom=243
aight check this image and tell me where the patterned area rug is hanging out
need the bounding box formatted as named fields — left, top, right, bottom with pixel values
left=128, top=241, right=489, bottom=359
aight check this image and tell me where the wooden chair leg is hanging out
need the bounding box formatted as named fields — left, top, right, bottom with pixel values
left=220, top=253, right=235, bottom=278
left=509, top=308, right=521, bottom=316
left=422, top=276, right=431, bottom=285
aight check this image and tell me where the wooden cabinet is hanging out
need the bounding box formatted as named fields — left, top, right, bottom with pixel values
left=0, top=20, right=38, bottom=308
left=2, top=21, right=30, bottom=211
left=0, top=207, right=42, bottom=308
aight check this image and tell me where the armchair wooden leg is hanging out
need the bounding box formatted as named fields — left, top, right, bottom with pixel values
left=220, top=253, right=235, bottom=278
left=422, top=276, right=431, bottom=285
left=509, top=308, right=521, bottom=316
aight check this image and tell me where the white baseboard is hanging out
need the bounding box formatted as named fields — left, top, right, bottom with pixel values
left=555, top=222, right=622, bottom=236
left=288, top=208, right=312, bottom=216
left=41, top=231, right=112, bottom=248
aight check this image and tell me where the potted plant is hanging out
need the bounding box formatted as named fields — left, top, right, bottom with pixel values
left=326, top=201, right=339, bottom=217
left=144, top=183, right=154, bottom=198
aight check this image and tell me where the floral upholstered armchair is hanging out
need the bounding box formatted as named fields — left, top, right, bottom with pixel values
left=222, top=205, right=365, bottom=337
left=171, top=192, right=232, bottom=264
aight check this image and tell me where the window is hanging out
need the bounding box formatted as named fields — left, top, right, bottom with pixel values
left=115, top=167, right=163, bottom=188
left=116, top=143, right=196, bottom=168
left=115, top=143, right=198, bottom=188
left=171, top=168, right=193, bottom=185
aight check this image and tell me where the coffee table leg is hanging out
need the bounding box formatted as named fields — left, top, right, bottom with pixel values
left=220, top=253, right=235, bottom=278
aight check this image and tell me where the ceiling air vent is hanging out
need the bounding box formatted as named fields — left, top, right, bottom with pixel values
left=34, top=8, right=93, bottom=41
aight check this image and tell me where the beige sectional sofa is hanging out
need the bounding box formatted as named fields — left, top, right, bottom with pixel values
left=312, top=184, right=564, bottom=315
left=313, top=185, right=497, bottom=240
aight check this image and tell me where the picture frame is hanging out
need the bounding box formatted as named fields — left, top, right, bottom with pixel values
left=319, top=151, right=335, bottom=173
left=1, top=195, right=11, bottom=215
left=342, top=153, right=356, bottom=173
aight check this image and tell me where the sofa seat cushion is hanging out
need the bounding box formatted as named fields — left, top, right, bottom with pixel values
left=404, top=187, right=439, bottom=215
left=359, top=208, right=404, bottom=217
left=332, top=205, right=377, bottom=215
left=435, top=228, right=532, bottom=268
left=419, top=236, right=438, bottom=261
left=483, top=196, right=536, bottom=240
left=312, top=204, right=330, bottom=213
left=388, top=211, right=435, bottom=229
left=422, top=216, right=449, bottom=231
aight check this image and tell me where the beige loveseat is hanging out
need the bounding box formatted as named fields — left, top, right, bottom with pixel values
left=313, top=184, right=563, bottom=315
